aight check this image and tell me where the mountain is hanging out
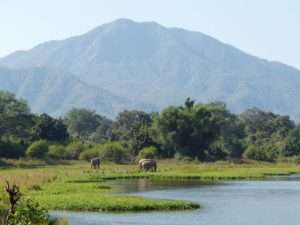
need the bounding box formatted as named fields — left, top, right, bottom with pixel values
left=0, top=67, right=154, bottom=117
left=1, top=18, right=300, bottom=119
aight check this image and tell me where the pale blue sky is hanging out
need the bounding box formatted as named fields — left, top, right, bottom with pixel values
left=1, top=0, right=300, bottom=68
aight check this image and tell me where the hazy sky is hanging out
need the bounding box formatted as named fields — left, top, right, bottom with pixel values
left=1, top=0, right=299, bottom=68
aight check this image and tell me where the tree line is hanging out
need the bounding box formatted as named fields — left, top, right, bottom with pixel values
left=1, top=91, right=300, bottom=163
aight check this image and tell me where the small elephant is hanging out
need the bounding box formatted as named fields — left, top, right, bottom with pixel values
left=90, top=157, right=100, bottom=169
left=138, top=159, right=157, bottom=172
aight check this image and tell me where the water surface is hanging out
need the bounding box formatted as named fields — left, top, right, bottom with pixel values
left=52, top=177, right=300, bottom=225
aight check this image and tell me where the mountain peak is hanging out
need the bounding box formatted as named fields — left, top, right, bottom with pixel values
left=1, top=19, right=300, bottom=119
left=110, top=18, right=137, bottom=25
left=101, top=18, right=164, bottom=30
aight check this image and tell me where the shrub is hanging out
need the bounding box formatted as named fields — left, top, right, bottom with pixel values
left=65, top=142, right=86, bottom=159
left=79, top=142, right=130, bottom=163
left=277, top=155, right=300, bottom=164
left=99, top=142, right=130, bottom=164
left=175, top=152, right=194, bottom=161
left=26, top=140, right=48, bottom=159
left=243, top=143, right=278, bottom=162
left=137, top=146, right=158, bottom=160
left=8, top=198, right=49, bottom=225
left=79, top=148, right=99, bottom=161
left=47, top=145, right=66, bottom=159
left=205, top=140, right=229, bottom=161
left=0, top=140, right=26, bottom=158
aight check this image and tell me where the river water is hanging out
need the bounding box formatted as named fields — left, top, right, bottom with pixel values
left=52, top=175, right=300, bottom=225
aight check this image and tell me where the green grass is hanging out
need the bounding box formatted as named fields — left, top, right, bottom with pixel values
left=34, top=194, right=198, bottom=212
left=2, top=160, right=300, bottom=212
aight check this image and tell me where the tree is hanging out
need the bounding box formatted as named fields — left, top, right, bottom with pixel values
left=151, top=99, right=222, bottom=160
left=64, top=108, right=112, bottom=141
left=26, top=140, right=48, bottom=158
left=137, top=146, right=158, bottom=160
left=98, top=142, right=130, bottom=164
left=0, top=91, right=35, bottom=141
left=65, top=142, right=86, bottom=160
left=47, top=144, right=66, bottom=159
left=91, top=119, right=113, bottom=143
left=285, top=125, right=300, bottom=156
left=112, top=110, right=154, bottom=155
left=0, top=140, right=26, bottom=158
left=240, top=108, right=294, bottom=137
left=240, top=108, right=295, bottom=161
left=33, top=114, right=69, bottom=142
left=206, top=102, right=246, bottom=159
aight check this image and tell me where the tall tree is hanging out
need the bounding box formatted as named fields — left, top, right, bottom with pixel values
left=112, top=110, right=154, bottom=154
left=0, top=91, right=35, bottom=140
left=33, top=114, right=69, bottom=142
left=64, top=108, right=112, bottom=141
left=152, top=99, right=222, bottom=159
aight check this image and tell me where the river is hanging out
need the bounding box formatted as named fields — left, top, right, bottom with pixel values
left=51, top=175, right=300, bottom=225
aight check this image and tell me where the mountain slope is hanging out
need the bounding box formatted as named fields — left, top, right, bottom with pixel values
left=0, top=67, right=154, bottom=117
left=1, top=19, right=300, bottom=119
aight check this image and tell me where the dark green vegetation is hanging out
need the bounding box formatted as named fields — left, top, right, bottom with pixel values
left=2, top=90, right=300, bottom=163
left=2, top=19, right=300, bottom=119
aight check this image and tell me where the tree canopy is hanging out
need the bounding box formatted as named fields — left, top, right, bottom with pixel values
left=1, top=91, right=300, bottom=163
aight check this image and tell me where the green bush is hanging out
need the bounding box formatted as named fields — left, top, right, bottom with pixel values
left=65, top=142, right=86, bottom=159
left=243, top=143, right=278, bottom=162
left=205, top=140, right=229, bottom=161
left=47, top=145, right=66, bottom=159
left=0, top=140, right=26, bottom=158
left=277, top=155, right=300, bottom=164
left=79, top=142, right=130, bottom=163
left=99, top=142, right=130, bottom=163
left=174, top=152, right=194, bottom=161
left=26, top=140, right=49, bottom=159
left=79, top=148, right=99, bottom=161
left=137, top=146, right=158, bottom=160
left=8, top=198, right=49, bottom=225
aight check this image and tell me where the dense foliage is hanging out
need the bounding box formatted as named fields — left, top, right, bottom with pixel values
left=1, top=90, right=300, bottom=162
left=8, top=198, right=49, bottom=225
left=64, top=108, right=112, bottom=142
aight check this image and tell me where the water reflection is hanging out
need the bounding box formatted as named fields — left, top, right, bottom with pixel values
left=107, top=178, right=216, bottom=193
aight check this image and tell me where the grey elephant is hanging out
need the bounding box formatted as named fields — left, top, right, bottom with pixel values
left=138, top=159, right=157, bottom=172
left=90, top=157, right=100, bottom=169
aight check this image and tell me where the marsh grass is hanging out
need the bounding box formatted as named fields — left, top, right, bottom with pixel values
left=1, top=160, right=300, bottom=212
left=0, top=169, right=56, bottom=189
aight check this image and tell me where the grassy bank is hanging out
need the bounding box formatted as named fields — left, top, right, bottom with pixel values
left=1, top=160, right=300, bottom=212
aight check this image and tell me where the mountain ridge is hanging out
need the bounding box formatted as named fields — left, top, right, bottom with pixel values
left=1, top=19, right=300, bottom=119
left=0, top=66, right=155, bottom=117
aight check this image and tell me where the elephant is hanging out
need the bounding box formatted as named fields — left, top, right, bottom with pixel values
left=90, top=157, right=100, bottom=169
left=138, top=159, right=157, bottom=172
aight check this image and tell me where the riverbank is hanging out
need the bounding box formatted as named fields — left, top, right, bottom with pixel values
left=2, top=160, right=300, bottom=212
